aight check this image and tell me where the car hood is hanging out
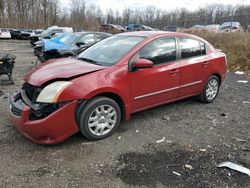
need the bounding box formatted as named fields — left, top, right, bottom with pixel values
left=24, top=58, right=106, bottom=86
left=43, top=39, right=70, bottom=52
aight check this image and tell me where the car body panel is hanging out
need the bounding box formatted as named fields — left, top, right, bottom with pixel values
left=10, top=31, right=227, bottom=144
left=24, top=58, right=106, bottom=86
left=9, top=98, right=79, bottom=145
left=0, top=29, right=11, bottom=39
left=43, top=38, right=70, bottom=51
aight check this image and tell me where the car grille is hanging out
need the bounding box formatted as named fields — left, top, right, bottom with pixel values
left=10, top=97, right=25, bottom=116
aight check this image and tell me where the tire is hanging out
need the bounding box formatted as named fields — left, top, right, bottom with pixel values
left=198, top=75, right=220, bottom=103
left=77, top=97, right=121, bottom=140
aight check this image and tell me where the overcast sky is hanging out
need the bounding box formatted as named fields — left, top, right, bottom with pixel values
left=60, top=0, right=250, bottom=12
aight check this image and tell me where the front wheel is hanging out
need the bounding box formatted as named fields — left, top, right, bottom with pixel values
left=77, top=97, right=121, bottom=140
left=198, top=75, right=220, bottom=103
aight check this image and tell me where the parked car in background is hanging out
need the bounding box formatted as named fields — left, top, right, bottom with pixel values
left=100, top=24, right=125, bottom=34
left=0, top=29, right=11, bottom=39
left=205, top=24, right=220, bottom=32
left=126, top=24, right=154, bottom=31
left=37, top=32, right=111, bottom=62
left=30, top=26, right=73, bottom=46
left=219, top=22, right=243, bottom=32
left=10, top=31, right=227, bottom=144
left=190, top=25, right=205, bottom=31
left=163, top=25, right=177, bottom=32
left=9, top=29, right=22, bottom=39
left=19, top=29, right=34, bottom=40
left=9, top=29, right=33, bottom=40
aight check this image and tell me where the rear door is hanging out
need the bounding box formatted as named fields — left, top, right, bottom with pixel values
left=177, top=37, right=210, bottom=97
left=130, top=37, right=180, bottom=112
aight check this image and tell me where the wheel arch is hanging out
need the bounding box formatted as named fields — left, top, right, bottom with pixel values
left=212, top=73, right=222, bottom=85
left=75, top=91, right=128, bottom=125
left=94, top=92, right=126, bottom=121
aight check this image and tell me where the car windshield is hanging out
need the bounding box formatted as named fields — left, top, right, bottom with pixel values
left=59, top=33, right=80, bottom=45
left=41, top=29, right=52, bottom=37
left=77, top=35, right=145, bottom=66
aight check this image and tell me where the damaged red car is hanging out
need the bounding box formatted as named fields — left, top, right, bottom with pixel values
left=9, top=31, right=227, bottom=144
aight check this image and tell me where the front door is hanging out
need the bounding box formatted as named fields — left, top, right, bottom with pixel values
left=129, top=37, right=180, bottom=112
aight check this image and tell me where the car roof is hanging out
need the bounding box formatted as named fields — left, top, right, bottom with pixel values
left=117, top=31, right=210, bottom=45
left=118, top=31, right=196, bottom=38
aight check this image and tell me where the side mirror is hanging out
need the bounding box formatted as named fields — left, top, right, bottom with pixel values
left=132, top=58, right=153, bottom=70
left=76, top=42, right=86, bottom=47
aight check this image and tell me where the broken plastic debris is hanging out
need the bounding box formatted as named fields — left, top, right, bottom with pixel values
left=235, top=138, right=247, bottom=142
left=172, top=171, right=181, bottom=176
left=162, top=115, right=171, bottom=121
left=199, top=149, right=207, bottom=152
left=221, top=113, right=229, bottom=117
left=136, top=130, right=139, bottom=133
left=185, top=164, right=193, bottom=170
left=217, top=161, right=250, bottom=176
left=243, top=101, right=250, bottom=104
left=234, top=71, right=245, bottom=75
left=118, top=136, right=121, bottom=140
left=156, top=137, right=165, bottom=143
left=237, top=80, right=248, bottom=83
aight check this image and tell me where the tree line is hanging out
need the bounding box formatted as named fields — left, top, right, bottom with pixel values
left=0, top=0, right=250, bottom=30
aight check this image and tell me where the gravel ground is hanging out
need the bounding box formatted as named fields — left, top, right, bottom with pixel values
left=0, top=40, right=249, bottom=188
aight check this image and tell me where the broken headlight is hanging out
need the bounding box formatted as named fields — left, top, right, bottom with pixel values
left=36, top=81, right=72, bottom=103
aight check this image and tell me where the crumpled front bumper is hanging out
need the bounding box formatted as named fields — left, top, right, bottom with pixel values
left=9, top=93, right=79, bottom=145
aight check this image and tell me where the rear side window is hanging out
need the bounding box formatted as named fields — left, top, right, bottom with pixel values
left=179, top=38, right=206, bottom=59
left=138, top=38, right=176, bottom=65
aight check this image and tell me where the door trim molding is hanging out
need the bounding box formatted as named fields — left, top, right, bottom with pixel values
left=134, top=80, right=202, bottom=100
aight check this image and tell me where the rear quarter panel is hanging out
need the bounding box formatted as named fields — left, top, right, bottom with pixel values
left=208, top=51, right=227, bottom=83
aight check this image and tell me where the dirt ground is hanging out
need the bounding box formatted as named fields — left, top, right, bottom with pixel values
left=0, top=40, right=249, bottom=188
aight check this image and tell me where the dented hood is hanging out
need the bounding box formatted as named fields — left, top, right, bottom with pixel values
left=24, top=58, right=106, bottom=86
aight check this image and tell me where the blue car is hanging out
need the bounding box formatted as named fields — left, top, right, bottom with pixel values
left=35, top=32, right=111, bottom=62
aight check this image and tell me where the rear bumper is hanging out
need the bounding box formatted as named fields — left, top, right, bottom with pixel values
left=9, top=94, right=79, bottom=145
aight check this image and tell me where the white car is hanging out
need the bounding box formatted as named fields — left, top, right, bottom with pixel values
left=0, top=29, right=11, bottom=39
left=205, top=24, right=220, bottom=32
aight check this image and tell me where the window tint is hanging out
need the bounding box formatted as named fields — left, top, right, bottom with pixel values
left=138, top=38, right=176, bottom=65
left=180, top=38, right=206, bottom=58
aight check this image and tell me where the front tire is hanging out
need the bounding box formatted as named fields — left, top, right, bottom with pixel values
left=198, top=75, right=220, bottom=103
left=77, top=97, right=121, bottom=140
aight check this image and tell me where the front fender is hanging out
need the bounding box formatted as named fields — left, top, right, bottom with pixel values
left=56, top=65, right=130, bottom=106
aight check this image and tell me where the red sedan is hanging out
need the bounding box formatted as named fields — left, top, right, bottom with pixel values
left=9, top=31, right=227, bottom=144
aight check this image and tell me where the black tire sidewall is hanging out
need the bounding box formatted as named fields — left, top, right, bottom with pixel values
left=78, top=97, right=121, bottom=140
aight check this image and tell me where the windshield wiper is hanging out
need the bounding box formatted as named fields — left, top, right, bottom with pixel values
left=77, top=57, right=102, bottom=65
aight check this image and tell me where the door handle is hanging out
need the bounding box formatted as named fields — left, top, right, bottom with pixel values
left=169, top=69, right=179, bottom=75
left=202, top=61, right=209, bottom=67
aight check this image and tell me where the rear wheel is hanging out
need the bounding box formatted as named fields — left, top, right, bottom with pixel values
left=198, top=75, right=220, bottom=103
left=77, top=97, right=121, bottom=140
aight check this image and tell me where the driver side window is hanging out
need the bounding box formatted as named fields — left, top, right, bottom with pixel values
left=137, top=37, right=177, bottom=65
